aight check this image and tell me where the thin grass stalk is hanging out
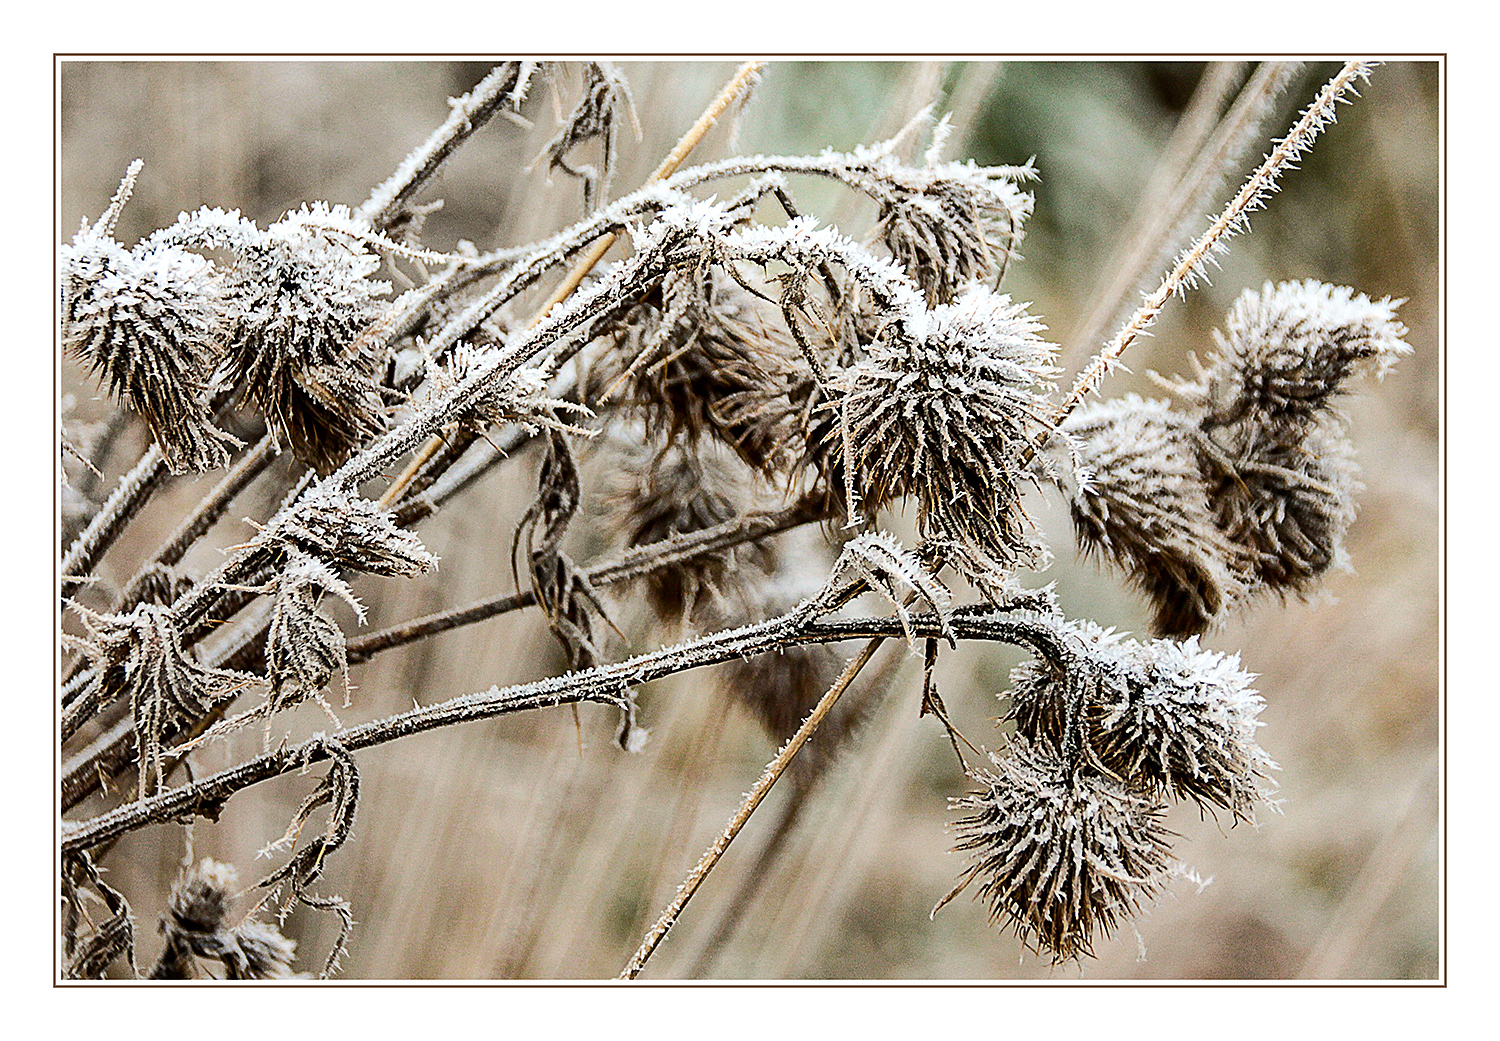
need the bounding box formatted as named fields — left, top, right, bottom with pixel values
left=618, top=634, right=885, bottom=980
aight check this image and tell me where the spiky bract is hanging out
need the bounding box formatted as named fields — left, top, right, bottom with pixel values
left=839, top=284, right=1057, bottom=588
left=949, top=741, right=1171, bottom=963
left=1065, top=395, right=1242, bottom=636
left=266, top=482, right=436, bottom=578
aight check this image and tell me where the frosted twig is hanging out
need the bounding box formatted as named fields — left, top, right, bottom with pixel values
left=63, top=610, right=1066, bottom=856
left=358, top=62, right=539, bottom=232
left=60, top=445, right=168, bottom=591
left=1050, top=60, right=1373, bottom=430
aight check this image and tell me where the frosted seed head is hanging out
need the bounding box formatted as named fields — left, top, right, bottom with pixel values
left=874, top=160, right=1035, bottom=305
left=839, top=284, right=1059, bottom=591
left=60, top=224, right=237, bottom=473
left=1063, top=394, right=1244, bottom=636
left=1201, top=414, right=1360, bottom=599
left=587, top=266, right=802, bottom=476
left=218, top=204, right=393, bottom=473
left=948, top=740, right=1172, bottom=963
left=1091, top=637, right=1278, bottom=821
left=1182, top=279, right=1410, bottom=431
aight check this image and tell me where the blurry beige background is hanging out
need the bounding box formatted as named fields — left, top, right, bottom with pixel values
left=60, top=60, right=1439, bottom=980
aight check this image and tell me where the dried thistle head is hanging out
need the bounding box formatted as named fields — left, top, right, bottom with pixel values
left=1006, top=618, right=1276, bottom=821
left=1089, top=637, right=1277, bottom=822
left=836, top=284, right=1058, bottom=589
left=152, top=859, right=298, bottom=980
left=265, top=481, right=437, bottom=578
left=591, top=266, right=802, bottom=476
left=1063, top=395, right=1243, bottom=637
left=946, top=740, right=1172, bottom=963
left=600, top=436, right=763, bottom=624
left=1177, top=279, right=1410, bottom=432
left=1200, top=416, right=1361, bottom=598
left=873, top=158, right=1035, bottom=306
left=61, top=212, right=237, bottom=473
left=217, top=203, right=393, bottom=472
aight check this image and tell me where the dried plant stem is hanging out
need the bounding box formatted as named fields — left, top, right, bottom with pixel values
left=60, top=445, right=168, bottom=589
left=378, top=61, right=762, bottom=507
left=1051, top=60, right=1371, bottom=430
left=358, top=62, right=538, bottom=232
left=61, top=493, right=826, bottom=810
left=619, top=635, right=884, bottom=979
left=63, top=611, right=1055, bottom=855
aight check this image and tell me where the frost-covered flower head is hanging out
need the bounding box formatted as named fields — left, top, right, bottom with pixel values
left=61, top=166, right=237, bottom=473
left=1006, top=618, right=1277, bottom=821
left=1090, top=637, right=1276, bottom=821
left=837, top=283, right=1058, bottom=589
left=946, top=739, right=1172, bottom=963
left=167, top=203, right=393, bottom=472
left=1180, top=279, right=1410, bottom=431
left=1063, top=394, right=1243, bottom=636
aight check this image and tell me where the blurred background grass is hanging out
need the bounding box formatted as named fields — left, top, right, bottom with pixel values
left=59, top=60, right=1439, bottom=980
